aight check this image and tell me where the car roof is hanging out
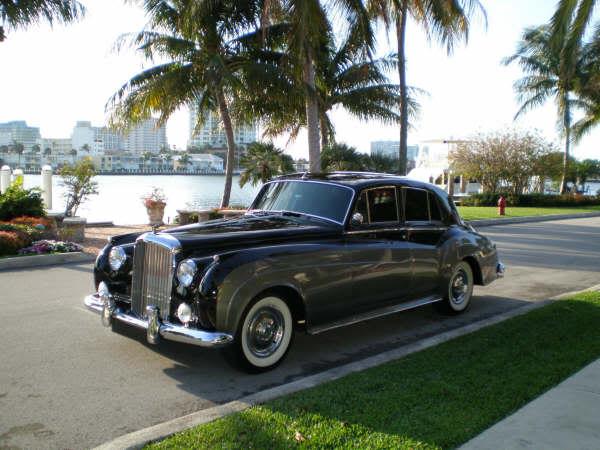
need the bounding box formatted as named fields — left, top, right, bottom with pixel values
left=274, top=171, right=448, bottom=196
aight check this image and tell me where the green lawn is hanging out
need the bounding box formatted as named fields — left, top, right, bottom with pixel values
left=458, top=205, right=600, bottom=221
left=149, top=292, right=600, bottom=450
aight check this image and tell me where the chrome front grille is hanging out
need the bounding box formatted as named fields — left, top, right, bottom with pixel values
left=130, top=233, right=180, bottom=320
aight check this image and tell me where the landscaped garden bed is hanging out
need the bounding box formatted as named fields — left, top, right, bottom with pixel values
left=148, top=291, right=600, bottom=450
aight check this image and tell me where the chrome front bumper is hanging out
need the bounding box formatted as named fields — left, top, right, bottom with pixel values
left=84, top=293, right=233, bottom=348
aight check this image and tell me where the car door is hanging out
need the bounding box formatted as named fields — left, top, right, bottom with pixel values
left=345, top=186, right=413, bottom=312
left=403, top=187, right=448, bottom=299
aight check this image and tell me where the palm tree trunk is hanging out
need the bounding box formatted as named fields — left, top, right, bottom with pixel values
left=304, top=49, right=321, bottom=173
left=396, top=2, right=409, bottom=176
left=559, top=97, right=571, bottom=194
left=320, top=115, right=329, bottom=150
left=217, top=88, right=236, bottom=208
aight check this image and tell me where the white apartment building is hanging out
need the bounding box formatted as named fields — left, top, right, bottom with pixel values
left=0, top=121, right=41, bottom=151
left=123, top=118, right=168, bottom=154
left=71, top=121, right=122, bottom=154
left=188, top=105, right=257, bottom=148
left=174, top=153, right=223, bottom=172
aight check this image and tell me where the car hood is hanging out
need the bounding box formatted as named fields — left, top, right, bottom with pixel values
left=160, top=214, right=340, bottom=255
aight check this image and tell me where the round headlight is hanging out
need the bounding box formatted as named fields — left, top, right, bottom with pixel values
left=108, top=247, right=127, bottom=271
left=177, top=302, right=193, bottom=325
left=177, top=259, right=197, bottom=287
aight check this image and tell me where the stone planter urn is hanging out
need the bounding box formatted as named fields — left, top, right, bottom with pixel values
left=142, top=187, right=168, bottom=226
left=145, top=201, right=166, bottom=226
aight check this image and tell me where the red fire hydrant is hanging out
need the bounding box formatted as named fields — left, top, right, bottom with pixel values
left=498, top=195, right=506, bottom=216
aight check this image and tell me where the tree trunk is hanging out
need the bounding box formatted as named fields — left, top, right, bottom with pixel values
left=396, top=2, right=409, bottom=176
left=217, top=89, right=236, bottom=208
left=304, top=49, right=321, bottom=173
left=559, top=96, right=571, bottom=195
left=320, top=114, right=329, bottom=150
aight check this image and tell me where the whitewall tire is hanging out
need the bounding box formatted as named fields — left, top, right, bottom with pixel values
left=438, top=261, right=474, bottom=314
left=229, top=295, right=294, bottom=373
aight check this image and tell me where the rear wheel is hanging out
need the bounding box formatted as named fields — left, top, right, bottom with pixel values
left=436, top=261, right=474, bottom=315
left=225, top=295, right=294, bottom=373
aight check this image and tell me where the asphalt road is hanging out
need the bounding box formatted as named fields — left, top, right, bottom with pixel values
left=1, top=217, right=600, bottom=449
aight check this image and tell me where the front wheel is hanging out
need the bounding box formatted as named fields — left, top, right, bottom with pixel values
left=436, top=261, right=474, bottom=315
left=225, top=295, right=294, bottom=373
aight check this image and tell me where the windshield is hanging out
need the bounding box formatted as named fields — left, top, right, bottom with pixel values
left=251, top=181, right=353, bottom=224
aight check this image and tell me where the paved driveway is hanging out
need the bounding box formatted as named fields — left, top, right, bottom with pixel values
left=1, top=217, right=599, bottom=449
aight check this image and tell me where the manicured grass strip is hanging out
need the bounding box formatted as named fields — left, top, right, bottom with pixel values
left=149, top=292, right=600, bottom=450
left=457, top=205, right=600, bottom=221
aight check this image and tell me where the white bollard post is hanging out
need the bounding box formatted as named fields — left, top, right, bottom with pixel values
left=12, top=168, right=24, bottom=185
left=0, top=165, right=10, bottom=194
left=41, top=165, right=53, bottom=210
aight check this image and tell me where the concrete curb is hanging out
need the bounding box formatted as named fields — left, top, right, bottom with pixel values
left=467, top=211, right=600, bottom=228
left=93, top=284, right=600, bottom=450
left=0, top=252, right=96, bottom=271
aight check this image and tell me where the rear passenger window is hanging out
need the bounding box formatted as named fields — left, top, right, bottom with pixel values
left=404, top=188, right=429, bottom=221
left=429, top=194, right=442, bottom=221
left=367, top=187, right=398, bottom=223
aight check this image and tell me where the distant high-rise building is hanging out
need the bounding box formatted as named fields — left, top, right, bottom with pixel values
left=370, top=141, right=419, bottom=162
left=0, top=121, right=41, bottom=151
left=188, top=105, right=257, bottom=148
left=123, top=118, right=168, bottom=154
left=71, top=121, right=123, bottom=154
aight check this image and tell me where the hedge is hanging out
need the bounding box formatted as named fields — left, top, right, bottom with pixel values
left=462, top=193, right=600, bottom=207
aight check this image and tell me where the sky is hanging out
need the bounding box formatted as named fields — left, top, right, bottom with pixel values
left=0, top=0, right=598, bottom=160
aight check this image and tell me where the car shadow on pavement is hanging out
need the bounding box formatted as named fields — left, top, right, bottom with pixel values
left=111, top=294, right=531, bottom=403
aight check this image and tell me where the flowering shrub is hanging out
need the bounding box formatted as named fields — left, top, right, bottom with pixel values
left=18, top=240, right=82, bottom=256
left=0, top=231, right=25, bottom=256
left=10, top=216, right=54, bottom=229
left=142, top=187, right=167, bottom=209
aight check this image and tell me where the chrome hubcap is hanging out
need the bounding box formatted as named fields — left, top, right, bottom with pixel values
left=451, top=269, right=469, bottom=305
left=246, top=307, right=285, bottom=358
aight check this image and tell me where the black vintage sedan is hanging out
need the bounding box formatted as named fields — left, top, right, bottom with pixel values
left=85, top=172, right=504, bottom=372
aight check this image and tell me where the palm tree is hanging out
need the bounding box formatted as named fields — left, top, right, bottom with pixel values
left=369, top=0, right=485, bottom=175
left=81, top=143, right=90, bottom=154
left=239, top=142, right=293, bottom=187
left=141, top=151, right=153, bottom=171
left=31, top=144, right=41, bottom=154
left=258, top=28, right=414, bottom=150
left=108, top=0, right=262, bottom=207
left=43, top=147, right=52, bottom=156
left=178, top=153, right=192, bottom=172
left=504, top=25, right=584, bottom=194
left=12, top=141, right=24, bottom=167
left=260, top=1, right=374, bottom=173
left=69, top=148, right=77, bottom=163
left=0, top=0, right=84, bottom=42
left=365, top=153, right=398, bottom=173
left=321, top=143, right=367, bottom=171
left=161, top=153, right=173, bottom=171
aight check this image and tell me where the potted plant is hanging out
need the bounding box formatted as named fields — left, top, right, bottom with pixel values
left=142, top=187, right=167, bottom=226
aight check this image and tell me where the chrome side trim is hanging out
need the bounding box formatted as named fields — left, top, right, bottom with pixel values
left=84, top=294, right=233, bottom=348
left=308, top=295, right=443, bottom=335
left=344, top=226, right=448, bottom=235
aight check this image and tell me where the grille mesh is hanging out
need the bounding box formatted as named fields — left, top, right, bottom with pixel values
left=130, top=239, right=174, bottom=320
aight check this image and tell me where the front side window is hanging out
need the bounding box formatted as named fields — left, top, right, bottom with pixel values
left=404, top=188, right=429, bottom=222
left=252, top=180, right=353, bottom=224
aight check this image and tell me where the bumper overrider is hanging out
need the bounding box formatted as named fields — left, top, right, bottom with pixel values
left=84, top=282, right=233, bottom=348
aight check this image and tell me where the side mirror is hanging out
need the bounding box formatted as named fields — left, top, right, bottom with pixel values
left=351, top=212, right=364, bottom=227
